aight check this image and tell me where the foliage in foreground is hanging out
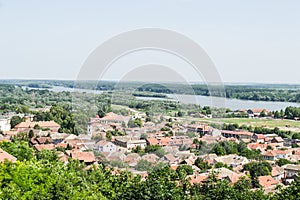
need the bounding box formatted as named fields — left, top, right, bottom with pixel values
left=0, top=138, right=300, bottom=200
left=0, top=147, right=299, bottom=200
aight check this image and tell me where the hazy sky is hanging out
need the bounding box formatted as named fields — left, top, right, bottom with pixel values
left=0, top=0, right=300, bottom=83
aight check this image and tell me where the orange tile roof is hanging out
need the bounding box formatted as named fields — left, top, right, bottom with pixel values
left=247, top=143, right=268, bottom=150
left=188, top=174, right=209, bottom=185
left=164, top=154, right=177, bottom=163
left=273, top=137, right=284, bottom=143
left=15, top=121, right=60, bottom=128
left=56, top=143, right=68, bottom=148
left=59, top=154, right=69, bottom=163
left=221, top=130, right=253, bottom=137
left=256, top=134, right=266, bottom=139
left=273, top=149, right=291, bottom=155
left=250, top=108, right=269, bottom=114
left=71, top=151, right=96, bottom=163
left=2, top=130, right=18, bottom=136
left=141, top=154, right=159, bottom=164
left=96, top=140, right=110, bottom=146
left=36, top=137, right=53, bottom=144
left=146, top=138, right=159, bottom=145
left=170, top=165, right=178, bottom=171
left=226, top=174, right=246, bottom=184
left=101, top=112, right=125, bottom=121
left=159, top=137, right=172, bottom=146
left=271, top=166, right=284, bottom=177
left=0, top=148, right=17, bottom=162
left=258, top=176, right=277, bottom=188
left=184, top=157, right=196, bottom=166
left=263, top=151, right=277, bottom=157
left=34, top=144, right=55, bottom=152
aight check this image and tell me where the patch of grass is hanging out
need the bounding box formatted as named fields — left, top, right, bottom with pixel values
left=199, top=118, right=300, bottom=129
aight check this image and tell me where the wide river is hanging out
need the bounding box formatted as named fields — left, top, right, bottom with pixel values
left=23, top=86, right=300, bottom=111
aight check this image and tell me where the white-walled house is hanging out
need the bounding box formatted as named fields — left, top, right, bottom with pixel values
left=95, top=140, right=117, bottom=153
left=0, top=118, right=11, bottom=132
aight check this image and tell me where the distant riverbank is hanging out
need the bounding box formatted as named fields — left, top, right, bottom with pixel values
left=22, top=85, right=300, bottom=111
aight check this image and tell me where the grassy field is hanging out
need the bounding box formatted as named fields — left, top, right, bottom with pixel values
left=198, top=118, right=300, bottom=130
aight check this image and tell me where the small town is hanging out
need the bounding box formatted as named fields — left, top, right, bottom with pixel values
left=1, top=106, right=300, bottom=195
left=1, top=1, right=300, bottom=199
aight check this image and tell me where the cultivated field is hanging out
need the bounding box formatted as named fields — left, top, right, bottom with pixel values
left=199, top=118, right=300, bottom=131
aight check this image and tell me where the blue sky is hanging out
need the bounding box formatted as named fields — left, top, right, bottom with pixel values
left=0, top=0, right=299, bottom=83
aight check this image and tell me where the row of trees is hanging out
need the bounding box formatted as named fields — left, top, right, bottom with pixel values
left=0, top=131, right=300, bottom=199
left=220, top=122, right=296, bottom=139
left=211, top=141, right=261, bottom=160
left=0, top=139, right=300, bottom=199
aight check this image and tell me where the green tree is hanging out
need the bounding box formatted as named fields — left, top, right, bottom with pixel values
left=194, top=157, right=212, bottom=172
left=33, top=124, right=41, bottom=130
left=0, top=141, right=34, bottom=161
left=10, top=116, right=22, bottom=128
left=176, top=164, right=193, bottom=179
left=215, top=162, right=232, bottom=170
left=135, top=159, right=152, bottom=171
left=276, top=158, right=292, bottom=167
left=145, top=145, right=166, bottom=158
left=28, top=129, right=34, bottom=138
left=243, top=161, right=272, bottom=188
left=134, top=118, right=142, bottom=128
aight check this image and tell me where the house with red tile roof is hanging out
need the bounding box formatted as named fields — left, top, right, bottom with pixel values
left=0, top=148, right=17, bottom=162
left=251, top=134, right=266, bottom=143
left=181, top=156, right=196, bottom=166
left=14, top=121, right=60, bottom=133
left=146, top=136, right=193, bottom=147
left=170, top=165, right=178, bottom=171
left=106, top=151, right=126, bottom=162
left=263, top=149, right=292, bottom=161
left=114, top=137, right=147, bottom=151
left=141, top=153, right=159, bottom=164
left=34, top=144, right=55, bottom=152
left=213, top=154, right=249, bottom=168
left=146, top=137, right=159, bottom=146
left=2, top=130, right=18, bottom=137
left=199, top=135, right=220, bottom=145
left=283, top=164, right=300, bottom=179
left=271, top=137, right=284, bottom=144
left=55, top=143, right=68, bottom=149
left=88, top=112, right=129, bottom=135
left=247, top=143, right=268, bottom=151
left=58, top=152, right=69, bottom=163
left=124, top=153, right=141, bottom=167
left=0, top=135, right=11, bottom=142
left=71, top=151, right=96, bottom=165
left=187, top=174, right=209, bottom=185
left=99, top=112, right=127, bottom=124
left=36, top=137, right=53, bottom=144
left=63, top=139, right=85, bottom=150
left=258, top=176, right=278, bottom=188
left=224, top=174, right=247, bottom=185
left=247, top=108, right=270, bottom=118
left=271, top=166, right=285, bottom=181
left=186, top=123, right=212, bottom=135
left=221, top=130, right=253, bottom=140
left=162, top=153, right=178, bottom=165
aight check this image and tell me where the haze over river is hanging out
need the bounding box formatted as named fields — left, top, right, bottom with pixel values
left=23, top=86, right=300, bottom=111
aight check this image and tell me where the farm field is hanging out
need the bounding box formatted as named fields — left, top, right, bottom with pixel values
left=199, top=118, right=300, bottom=131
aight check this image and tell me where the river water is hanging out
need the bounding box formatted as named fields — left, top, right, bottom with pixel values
left=22, top=86, right=300, bottom=111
